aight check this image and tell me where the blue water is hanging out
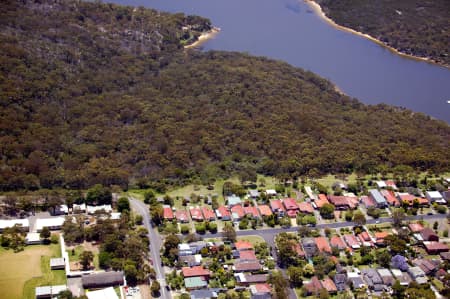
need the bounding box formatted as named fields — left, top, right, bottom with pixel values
left=111, top=0, right=450, bottom=122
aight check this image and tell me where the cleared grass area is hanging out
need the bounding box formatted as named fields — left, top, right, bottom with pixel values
left=0, top=243, right=65, bottom=299
left=237, top=235, right=266, bottom=246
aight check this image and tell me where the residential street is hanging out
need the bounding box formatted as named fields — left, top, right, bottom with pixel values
left=130, top=198, right=171, bottom=299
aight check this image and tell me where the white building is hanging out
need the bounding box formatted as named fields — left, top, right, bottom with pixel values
left=425, top=191, right=445, bottom=204
left=86, top=287, right=119, bottom=299
left=87, top=205, right=112, bottom=214
left=0, top=219, right=29, bottom=232
left=35, top=217, right=65, bottom=232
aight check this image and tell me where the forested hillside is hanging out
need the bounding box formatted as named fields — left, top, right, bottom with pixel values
left=0, top=0, right=449, bottom=192
left=314, top=0, right=450, bottom=67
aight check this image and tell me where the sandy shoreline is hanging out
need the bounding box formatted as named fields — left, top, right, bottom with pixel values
left=305, top=0, right=445, bottom=68
left=184, top=27, right=220, bottom=49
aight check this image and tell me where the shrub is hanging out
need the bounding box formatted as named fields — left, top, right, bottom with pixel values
left=180, top=225, right=190, bottom=234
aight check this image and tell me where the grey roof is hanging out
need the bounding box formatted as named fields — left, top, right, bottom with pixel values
left=362, top=268, right=383, bottom=287
left=50, top=257, right=65, bottom=267
left=369, top=189, right=387, bottom=205
left=81, top=271, right=124, bottom=289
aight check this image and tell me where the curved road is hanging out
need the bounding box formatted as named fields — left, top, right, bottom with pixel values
left=130, top=198, right=171, bottom=299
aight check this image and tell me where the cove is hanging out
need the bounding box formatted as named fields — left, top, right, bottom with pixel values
left=111, top=0, right=450, bottom=123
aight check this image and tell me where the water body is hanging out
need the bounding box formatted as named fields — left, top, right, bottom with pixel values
left=112, top=0, right=450, bottom=122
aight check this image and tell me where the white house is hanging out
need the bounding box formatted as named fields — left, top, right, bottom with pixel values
left=35, top=217, right=65, bottom=232
left=425, top=191, right=445, bottom=204
left=0, top=219, right=29, bottom=232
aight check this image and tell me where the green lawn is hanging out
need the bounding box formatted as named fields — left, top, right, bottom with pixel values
left=0, top=243, right=65, bottom=299
left=67, top=244, right=99, bottom=269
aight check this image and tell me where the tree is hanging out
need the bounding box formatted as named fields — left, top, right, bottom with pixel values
left=319, top=203, right=335, bottom=219
left=385, top=235, right=407, bottom=255
left=144, top=190, right=156, bottom=204
left=0, top=225, right=26, bottom=252
left=117, top=197, right=130, bottom=212
left=392, top=209, right=405, bottom=228
left=86, top=184, right=112, bottom=205
left=222, top=223, right=236, bottom=242
left=353, top=210, right=366, bottom=226
left=433, top=221, right=438, bottom=230
left=79, top=251, right=94, bottom=270
left=124, top=263, right=138, bottom=285
left=287, top=266, right=303, bottom=287
left=269, top=270, right=289, bottom=299
left=149, top=204, right=163, bottom=226
left=151, top=280, right=160, bottom=296
left=376, top=249, right=391, bottom=268
left=40, top=226, right=51, bottom=242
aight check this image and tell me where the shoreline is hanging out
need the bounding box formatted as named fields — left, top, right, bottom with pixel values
left=305, top=0, right=448, bottom=69
left=184, top=27, right=221, bottom=49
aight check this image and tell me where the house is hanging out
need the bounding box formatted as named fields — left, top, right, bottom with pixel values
left=185, top=277, right=208, bottom=290
left=250, top=283, right=271, bottom=299
left=357, top=231, right=373, bottom=247
left=361, top=268, right=384, bottom=291
left=86, top=287, right=119, bottom=299
left=381, top=190, right=399, bottom=206
left=391, top=255, right=408, bottom=271
left=248, top=190, right=260, bottom=199
left=343, top=234, right=361, bottom=249
left=391, top=269, right=412, bottom=286
left=440, top=252, right=450, bottom=261
left=73, top=203, right=86, bottom=213
left=190, top=289, right=220, bottom=299
left=292, top=243, right=306, bottom=258
left=330, top=236, right=346, bottom=250
left=408, top=223, right=424, bottom=233
left=368, top=189, right=388, bottom=208
left=81, top=271, right=124, bottom=289
left=398, top=193, right=429, bottom=206
left=257, top=205, right=272, bottom=217
left=0, top=219, right=30, bottom=233
left=360, top=195, right=375, bottom=208
left=231, top=205, right=245, bottom=221
left=304, top=186, right=317, bottom=200
left=226, top=195, right=242, bottom=207
left=327, top=195, right=358, bottom=210
left=407, top=266, right=427, bottom=284
left=87, top=205, right=112, bottom=214
left=235, top=273, right=268, bottom=286
left=412, top=258, right=438, bottom=275
left=239, top=250, right=258, bottom=262
left=26, top=232, right=41, bottom=245
left=298, top=202, right=314, bottom=214
left=244, top=206, right=260, bottom=219
left=179, top=255, right=202, bottom=267
left=235, top=240, right=253, bottom=251
left=377, top=268, right=394, bottom=286
left=321, top=277, right=337, bottom=294
left=347, top=272, right=365, bottom=289
left=426, top=191, right=445, bottom=204
left=420, top=228, right=439, bottom=242
left=50, top=258, right=65, bottom=270
left=178, top=242, right=207, bottom=256
left=282, top=198, right=299, bottom=218
left=175, top=210, right=189, bottom=223
left=35, top=285, right=67, bottom=299
left=233, top=261, right=261, bottom=272
left=375, top=181, right=387, bottom=189
left=314, top=194, right=330, bottom=209
left=442, top=191, right=450, bottom=203
left=53, top=204, right=69, bottom=216
left=163, top=207, right=174, bottom=221
left=301, top=238, right=317, bottom=257
left=304, top=276, right=323, bottom=295
left=386, top=180, right=398, bottom=190
left=182, top=266, right=211, bottom=279
left=36, top=217, right=65, bottom=232
left=202, top=207, right=216, bottom=221
left=190, top=207, right=204, bottom=222
left=269, top=200, right=285, bottom=216
left=315, top=237, right=332, bottom=254
left=215, top=206, right=231, bottom=221
left=423, top=241, right=449, bottom=255
left=374, top=231, right=389, bottom=246
left=334, top=274, right=347, bottom=291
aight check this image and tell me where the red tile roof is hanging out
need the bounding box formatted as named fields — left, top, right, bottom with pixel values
left=398, top=193, right=428, bottom=206
left=298, top=202, right=314, bottom=214
left=315, top=236, right=332, bottom=253
left=252, top=283, right=271, bottom=294
left=239, top=250, right=257, bottom=261
left=330, top=236, right=346, bottom=249
left=231, top=205, right=245, bottom=219
left=374, top=231, right=389, bottom=245
left=244, top=206, right=260, bottom=218
left=175, top=210, right=189, bottom=222
left=270, top=200, right=285, bottom=212
left=381, top=190, right=399, bottom=206
left=163, top=207, right=174, bottom=220
left=361, top=195, right=375, bottom=208
left=408, top=223, right=424, bottom=233
left=286, top=209, right=298, bottom=218
left=321, top=277, right=337, bottom=293
left=424, top=241, right=449, bottom=254
left=235, top=240, right=254, bottom=251
left=315, top=194, right=330, bottom=208
left=292, top=243, right=306, bottom=257
left=216, top=205, right=231, bottom=219
left=282, top=198, right=299, bottom=210
left=201, top=207, right=216, bottom=221
left=234, top=261, right=261, bottom=272
left=182, top=266, right=210, bottom=278
left=344, top=234, right=360, bottom=248
left=328, top=196, right=358, bottom=209
left=257, top=205, right=273, bottom=217
left=190, top=207, right=204, bottom=221
left=305, top=276, right=323, bottom=294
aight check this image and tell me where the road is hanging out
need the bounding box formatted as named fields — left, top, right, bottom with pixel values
left=130, top=198, right=171, bottom=299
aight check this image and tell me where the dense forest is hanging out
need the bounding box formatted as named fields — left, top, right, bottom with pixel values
left=314, top=0, right=450, bottom=67
left=0, top=0, right=449, bottom=192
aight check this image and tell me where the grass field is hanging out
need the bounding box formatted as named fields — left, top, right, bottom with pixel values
left=237, top=235, right=266, bottom=246
left=0, top=243, right=65, bottom=299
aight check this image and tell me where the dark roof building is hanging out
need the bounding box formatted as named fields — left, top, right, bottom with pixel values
left=81, top=271, right=124, bottom=289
